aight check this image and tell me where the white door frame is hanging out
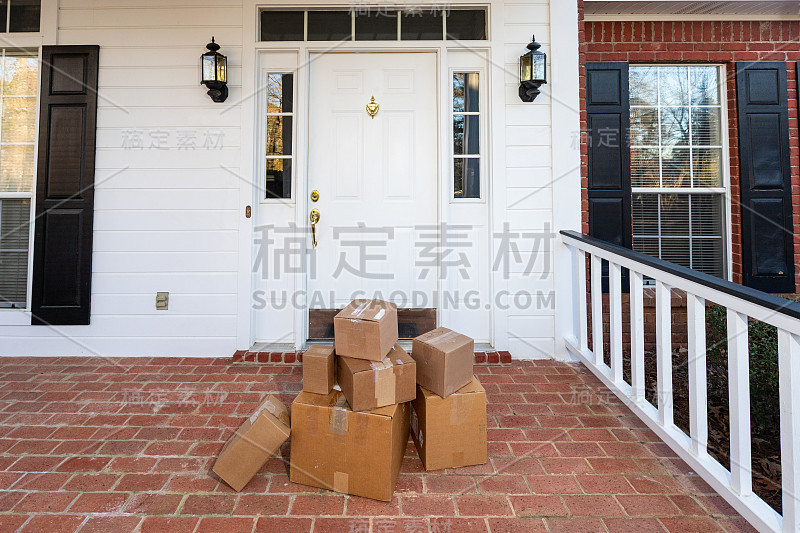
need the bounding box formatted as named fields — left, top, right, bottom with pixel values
left=241, top=7, right=500, bottom=351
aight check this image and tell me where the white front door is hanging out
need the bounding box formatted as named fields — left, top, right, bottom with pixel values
left=306, top=52, right=438, bottom=313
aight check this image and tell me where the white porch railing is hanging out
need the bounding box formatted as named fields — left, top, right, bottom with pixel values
left=561, top=230, right=800, bottom=533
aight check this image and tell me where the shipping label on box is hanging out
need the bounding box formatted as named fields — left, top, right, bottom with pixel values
left=410, top=377, right=486, bottom=471
left=213, top=395, right=291, bottom=491
left=289, top=390, right=409, bottom=501
left=302, top=344, right=336, bottom=395
left=333, top=299, right=398, bottom=361
left=411, top=327, right=474, bottom=398
left=338, top=344, right=416, bottom=411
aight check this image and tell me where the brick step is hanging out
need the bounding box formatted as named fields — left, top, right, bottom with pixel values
left=232, top=350, right=513, bottom=364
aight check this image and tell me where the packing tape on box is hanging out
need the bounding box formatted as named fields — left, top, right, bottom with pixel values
left=329, top=394, right=348, bottom=435
left=249, top=397, right=278, bottom=425
left=370, top=359, right=395, bottom=406
left=427, top=330, right=459, bottom=346
left=374, top=308, right=385, bottom=320
left=350, top=300, right=371, bottom=317
left=333, top=471, right=349, bottom=493
left=450, top=395, right=469, bottom=425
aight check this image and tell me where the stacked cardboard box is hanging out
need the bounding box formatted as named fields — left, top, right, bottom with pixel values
left=213, top=299, right=486, bottom=497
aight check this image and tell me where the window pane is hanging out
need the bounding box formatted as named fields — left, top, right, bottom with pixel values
left=0, top=198, right=30, bottom=308
left=691, top=107, right=721, bottom=145
left=0, top=144, right=33, bottom=192
left=446, top=9, right=486, bottom=40
left=453, top=73, right=479, bottom=113
left=691, top=194, right=723, bottom=236
left=661, top=147, right=690, bottom=187
left=266, top=158, right=291, bottom=199
left=266, top=116, right=291, bottom=156
left=355, top=11, right=397, bottom=40
left=630, top=107, right=658, bottom=146
left=633, top=237, right=659, bottom=258
left=660, top=194, right=689, bottom=236
left=659, top=67, right=689, bottom=106
left=691, top=238, right=724, bottom=277
left=660, top=107, right=689, bottom=146
left=630, top=148, right=659, bottom=187
left=1, top=97, right=36, bottom=142
left=693, top=148, right=722, bottom=187
left=267, top=73, right=293, bottom=113
left=454, top=158, right=479, bottom=198
left=453, top=115, right=479, bottom=155
left=0, top=1, right=7, bottom=33
left=629, top=66, right=658, bottom=106
left=9, top=0, right=39, bottom=32
left=632, top=194, right=659, bottom=235
left=691, top=66, right=720, bottom=105
left=401, top=10, right=443, bottom=40
left=3, top=54, right=37, bottom=95
left=661, top=237, right=691, bottom=268
left=307, top=11, right=351, bottom=41
left=260, top=11, right=304, bottom=41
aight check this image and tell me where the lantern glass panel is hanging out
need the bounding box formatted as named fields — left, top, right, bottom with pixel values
left=520, top=54, right=532, bottom=83
left=531, top=53, right=545, bottom=82
left=216, top=54, right=227, bottom=83
left=202, top=54, right=216, bottom=83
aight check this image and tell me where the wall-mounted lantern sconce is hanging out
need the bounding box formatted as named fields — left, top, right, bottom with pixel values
left=201, top=37, right=228, bottom=103
left=519, top=35, right=547, bottom=102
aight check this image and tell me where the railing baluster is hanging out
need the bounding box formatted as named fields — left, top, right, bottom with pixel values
left=574, top=247, right=589, bottom=353
left=655, top=280, right=673, bottom=427
left=609, top=261, right=623, bottom=383
left=779, top=329, right=800, bottom=533
left=687, top=293, right=708, bottom=457
left=590, top=254, right=604, bottom=366
left=727, top=309, right=752, bottom=497
left=630, top=271, right=645, bottom=403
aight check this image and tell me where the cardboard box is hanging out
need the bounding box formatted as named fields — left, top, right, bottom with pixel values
left=333, top=299, right=398, bottom=361
left=338, top=344, right=416, bottom=411
left=289, top=390, right=409, bottom=501
left=302, top=345, right=336, bottom=394
left=213, top=395, right=291, bottom=491
left=411, top=327, right=474, bottom=398
left=410, top=377, right=487, bottom=471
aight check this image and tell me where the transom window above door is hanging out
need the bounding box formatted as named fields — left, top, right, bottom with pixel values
left=259, top=8, right=487, bottom=41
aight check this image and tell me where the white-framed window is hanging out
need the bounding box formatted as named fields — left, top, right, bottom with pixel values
left=629, top=65, right=727, bottom=278
left=265, top=72, right=294, bottom=200
left=452, top=71, right=480, bottom=198
left=0, top=48, right=37, bottom=308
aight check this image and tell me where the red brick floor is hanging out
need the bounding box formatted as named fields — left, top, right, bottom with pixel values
left=0, top=357, right=755, bottom=533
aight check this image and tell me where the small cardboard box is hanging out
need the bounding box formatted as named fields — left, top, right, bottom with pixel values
left=289, top=390, right=409, bottom=501
left=338, top=344, right=416, bottom=412
left=411, top=327, right=474, bottom=398
left=333, top=299, right=398, bottom=361
left=303, top=345, right=336, bottom=394
left=410, top=377, right=487, bottom=471
left=213, top=395, right=291, bottom=491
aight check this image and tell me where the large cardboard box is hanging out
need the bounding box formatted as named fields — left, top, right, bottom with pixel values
left=338, top=344, right=416, bottom=411
left=213, top=395, right=291, bottom=491
left=411, top=327, right=474, bottom=398
left=302, top=345, right=336, bottom=394
left=410, top=377, right=487, bottom=471
left=333, top=299, right=398, bottom=361
left=290, top=390, right=409, bottom=501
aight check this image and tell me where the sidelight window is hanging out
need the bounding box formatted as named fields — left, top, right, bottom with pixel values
left=265, top=73, right=294, bottom=200
left=0, top=49, right=37, bottom=308
left=452, top=72, right=480, bottom=198
left=629, top=65, right=726, bottom=277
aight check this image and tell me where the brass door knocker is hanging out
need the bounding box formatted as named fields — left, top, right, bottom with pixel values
left=366, top=96, right=379, bottom=119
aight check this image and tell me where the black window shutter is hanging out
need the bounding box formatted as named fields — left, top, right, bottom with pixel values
left=586, top=62, right=632, bottom=291
left=736, top=62, right=794, bottom=293
left=31, top=46, right=100, bottom=325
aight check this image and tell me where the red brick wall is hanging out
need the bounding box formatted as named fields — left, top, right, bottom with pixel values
left=581, top=20, right=800, bottom=293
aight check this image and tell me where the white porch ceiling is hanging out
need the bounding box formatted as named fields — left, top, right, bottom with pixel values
left=584, top=0, right=800, bottom=20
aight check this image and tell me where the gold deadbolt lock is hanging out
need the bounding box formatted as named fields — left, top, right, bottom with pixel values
left=309, top=209, right=320, bottom=248
left=310, top=190, right=319, bottom=202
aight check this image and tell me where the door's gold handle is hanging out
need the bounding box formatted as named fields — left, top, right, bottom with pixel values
left=310, top=209, right=320, bottom=248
